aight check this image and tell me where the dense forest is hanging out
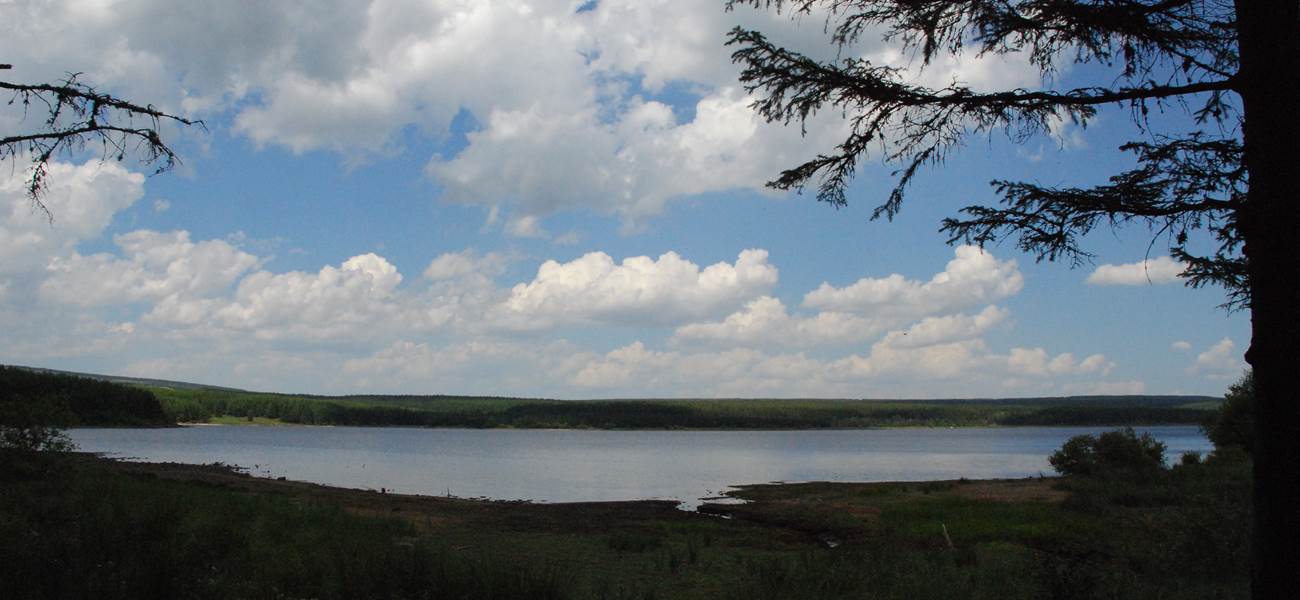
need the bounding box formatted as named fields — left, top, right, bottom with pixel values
left=0, top=366, right=171, bottom=427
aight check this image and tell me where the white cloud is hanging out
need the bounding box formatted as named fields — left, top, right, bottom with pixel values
left=1, top=223, right=1139, bottom=398
left=342, top=338, right=595, bottom=394
left=673, top=297, right=1009, bottom=351
left=803, top=246, right=1023, bottom=318
left=1, top=159, right=145, bottom=275
left=1188, top=338, right=1245, bottom=377
left=153, top=198, right=172, bottom=213
left=40, top=230, right=258, bottom=306
left=427, top=88, right=844, bottom=226
left=833, top=339, right=996, bottom=382
left=2, top=1, right=1043, bottom=227
left=1006, top=347, right=1112, bottom=378
left=673, top=296, right=883, bottom=347
left=493, top=248, right=778, bottom=328
left=567, top=335, right=1118, bottom=398
left=1086, top=256, right=1186, bottom=286
left=423, top=250, right=507, bottom=282
left=876, top=305, right=1010, bottom=349
left=505, top=214, right=548, bottom=239
left=1171, top=340, right=1192, bottom=352
left=143, top=253, right=420, bottom=340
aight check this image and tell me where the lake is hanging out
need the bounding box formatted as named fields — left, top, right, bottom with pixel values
left=69, top=425, right=1211, bottom=508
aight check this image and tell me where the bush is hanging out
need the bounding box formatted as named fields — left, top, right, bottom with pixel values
left=0, top=396, right=74, bottom=453
left=1049, top=428, right=1166, bottom=478
left=1203, top=370, right=1254, bottom=456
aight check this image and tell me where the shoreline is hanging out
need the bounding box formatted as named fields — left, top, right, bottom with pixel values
left=77, top=452, right=1061, bottom=512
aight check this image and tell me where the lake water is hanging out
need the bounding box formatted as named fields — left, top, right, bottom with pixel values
left=69, top=425, right=1211, bottom=508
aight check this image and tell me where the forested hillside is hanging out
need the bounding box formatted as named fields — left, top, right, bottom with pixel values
left=0, top=366, right=172, bottom=427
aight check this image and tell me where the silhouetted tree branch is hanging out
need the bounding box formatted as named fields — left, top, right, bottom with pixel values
left=1, top=66, right=202, bottom=220
left=727, top=2, right=1300, bottom=597
left=726, top=1, right=1241, bottom=300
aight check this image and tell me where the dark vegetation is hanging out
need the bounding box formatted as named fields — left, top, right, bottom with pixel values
left=0, top=366, right=170, bottom=428
left=1048, top=428, right=1166, bottom=478
left=0, top=372, right=1251, bottom=599
left=727, top=2, right=1296, bottom=591
left=0, top=454, right=568, bottom=600
left=1202, top=370, right=1255, bottom=456
left=0, top=436, right=1249, bottom=600
left=707, top=451, right=1249, bottom=600
left=705, top=413, right=1250, bottom=599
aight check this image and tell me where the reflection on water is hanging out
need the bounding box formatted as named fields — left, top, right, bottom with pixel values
left=69, top=426, right=1211, bottom=508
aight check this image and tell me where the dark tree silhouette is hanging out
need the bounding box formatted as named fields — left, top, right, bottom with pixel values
left=726, top=2, right=1297, bottom=597
left=0, top=64, right=200, bottom=220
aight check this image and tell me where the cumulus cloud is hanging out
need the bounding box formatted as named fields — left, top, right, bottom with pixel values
left=673, top=296, right=883, bottom=347
left=1171, top=340, right=1192, bottom=352
left=2, top=0, right=1044, bottom=227
left=570, top=342, right=767, bottom=391
left=803, top=246, right=1023, bottom=319
left=1005, top=347, right=1112, bottom=378
left=1188, top=338, right=1245, bottom=377
left=566, top=335, right=1116, bottom=398
left=876, top=305, right=1010, bottom=349
left=1086, top=256, right=1186, bottom=286
left=41, top=230, right=259, bottom=306
left=343, top=338, right=595, bottom=394
left=1, top=159, right=145, bottom=275
left=143, top=253, right=421, bottom=340
left=493, top=249, right=778, bottom=328
left=832, top=339, right=996, bottom=382
left=427, top=88, right=845, bottom=226
left=673, top=298, right=1009, bottom=351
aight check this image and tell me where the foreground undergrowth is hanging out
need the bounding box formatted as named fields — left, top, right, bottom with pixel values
left=1, top=448, right=1248, bottom=599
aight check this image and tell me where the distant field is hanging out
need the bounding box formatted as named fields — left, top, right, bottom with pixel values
left=148, top=385, right=1220, bottom=430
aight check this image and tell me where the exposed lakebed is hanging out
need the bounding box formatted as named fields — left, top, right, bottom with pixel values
left=69, top=425, right=1210, bottom=508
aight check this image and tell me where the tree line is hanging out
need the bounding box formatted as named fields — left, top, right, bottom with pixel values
left=150, top=387, right=1215, bottom=430
left=0, top=366, right=170, bottom=428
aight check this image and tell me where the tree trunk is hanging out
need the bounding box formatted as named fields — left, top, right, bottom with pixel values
left=1235, top=1, right=1300, bottom=598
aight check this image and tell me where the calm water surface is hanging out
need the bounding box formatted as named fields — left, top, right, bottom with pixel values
left=69, top=426, right=1210, bottom=508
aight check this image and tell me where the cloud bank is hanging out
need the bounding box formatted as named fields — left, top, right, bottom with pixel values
left=0, top=162, right=1150, bottom=397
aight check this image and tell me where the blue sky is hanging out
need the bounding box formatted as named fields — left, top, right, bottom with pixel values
left=0, top=1, right=1247, bottom=397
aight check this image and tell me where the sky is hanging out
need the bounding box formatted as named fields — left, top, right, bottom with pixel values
left=0, top=0, right=1248, bottom=398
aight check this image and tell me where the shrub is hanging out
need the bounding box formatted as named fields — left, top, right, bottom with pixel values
left=0, top=396, right=74, bottom=453
left=1203, top=370, right=1254, bottom=455
left=1049, top=428, right=1166, bottom=478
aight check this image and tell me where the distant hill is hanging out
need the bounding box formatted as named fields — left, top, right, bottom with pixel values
left=7, top=364, right=1218, bottom=406
left=7, top=364, right=1220, bottom=429
left=9, top=365, right=246, bottom=393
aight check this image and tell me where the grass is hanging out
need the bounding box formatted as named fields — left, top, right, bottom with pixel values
left=704, top=457, right=1249, bottom=599
left=0, top=452, right=569, bottom=599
